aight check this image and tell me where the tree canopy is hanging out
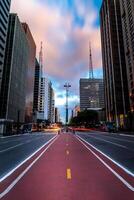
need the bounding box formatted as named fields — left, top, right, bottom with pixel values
left=70, top=110, right=99, bottom=127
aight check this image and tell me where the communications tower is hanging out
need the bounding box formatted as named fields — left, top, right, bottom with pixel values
left=89, top=42, right=94, bottom=79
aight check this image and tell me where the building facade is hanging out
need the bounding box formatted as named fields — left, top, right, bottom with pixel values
left=55, top=107, right=60, bottom=123
left=80, top=78, right=104, bottom=111
left=73, top=105, right=80, bottom=117
left=49, top=86, right=55, bottom=123
left=37, top=77, right=55, bottom=122
left=100, top=0, right=130, bottom=128
left=0, top=0, right=11, bottom=92
left=119, top=1, right=134, bottom=116
left=0, top=14, right=29, bottom=122
left=22, top=23, right=36, bottom=123
left=33, top=59, right=40, bottom=114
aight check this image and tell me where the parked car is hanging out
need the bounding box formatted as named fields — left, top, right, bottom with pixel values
left=106, top=122, right=116, bottom=132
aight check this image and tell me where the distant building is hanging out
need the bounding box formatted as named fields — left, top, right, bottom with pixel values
left=100, top=0, right=130, bottom=128
left=33, top=59, right=40, bottom=115
left=50, top=87, right=55, bottom=123
left=55, top=107, right=60, bottom=123
left=22, top=23, right=36, bottom=123
left=80, top=78, right=104, bottom=111
left=0, top=14, right=29, bottom=122
left=37, top=77, right=55, bottom=123
left=73, top=105, right=80, bottom=117
left=0, top=0, right=11, bottom=92
left=37, top=77, right=49, bottom=121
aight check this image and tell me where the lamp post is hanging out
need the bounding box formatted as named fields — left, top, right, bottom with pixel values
left=64, top=83, right=71, bottom=127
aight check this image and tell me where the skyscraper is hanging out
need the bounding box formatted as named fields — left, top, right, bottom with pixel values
left=22, top=23, right=36, bottom=123
left=80, top=78, right=104, bottom=111
left=119, top=0, right=134, bottom=113
left=37, top=77, right=53, bottom=122
left=50, top=86, right=55, bottom=123
left=55, top=107, right=60, bottom=123
left=33, top=59, right=40, bottom=114
left=0, top=14, right=29, bottom=122
left=37, top=77, right=55, bottom=123
left=0, top=0, right=11, bottom=91
left=100, top=0, right=130, bottom=128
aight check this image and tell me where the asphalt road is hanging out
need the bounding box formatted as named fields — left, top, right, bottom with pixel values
left=0, top=132, right=134, bottom=200
left=0, top=133, right=56, bottom=180
left=77, top=131, right=134, bottom=174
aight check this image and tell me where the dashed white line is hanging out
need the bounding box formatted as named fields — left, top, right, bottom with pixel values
left=85, top=134, right=128, bottom=149
left=88, top=132, right=134, bottom=144
left=0, top=136, right=52, bottom=153
left=0, top=144, right=24, bottom=153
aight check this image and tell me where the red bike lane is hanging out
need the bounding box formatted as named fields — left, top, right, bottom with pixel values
left=1, top=133, right=134, bottom=200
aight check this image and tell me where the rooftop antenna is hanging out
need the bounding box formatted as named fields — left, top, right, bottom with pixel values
left=39, top=41, right=43, bottom=77
left=89, top=42, right=94, bottom=79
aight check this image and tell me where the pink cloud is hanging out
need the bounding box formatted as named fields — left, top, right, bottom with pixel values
left=11, top=0, right=102, bottom=73
left=11, top=0, right=102, bottom=112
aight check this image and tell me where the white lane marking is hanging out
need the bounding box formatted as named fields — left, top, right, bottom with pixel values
left=87, top=132, right=134, bottom=144
left=0, top=144, right=24, bottom=153
left=85, top=130, right=134, bottom=138
left=0, top=135, right=57, bottom=182
left=76, top=135, right=134, bottom=192
left=101, top=135, right=134, bottom=144
left=0, top=137, right=33, bottom=145
left=76, top=134, right=134, bottom=178
left=0, top=136, right=58, bottom=199
left=86, top=134, right=127, bottom=149
left=120, top=134, right=134, bottom=138
left=0, top=135, right=54, bottom=153
left=0, top=133, right=29, bottom=139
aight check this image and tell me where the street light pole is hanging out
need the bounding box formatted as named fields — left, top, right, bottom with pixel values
left=64, top=83, right=71, bottom=126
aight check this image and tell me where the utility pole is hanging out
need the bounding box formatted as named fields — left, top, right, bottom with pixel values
left=64, top=83, right=71, bottom=127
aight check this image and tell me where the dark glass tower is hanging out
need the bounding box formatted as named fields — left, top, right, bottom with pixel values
left=0, top=0, right=11, bottom=91
left=100, top=0, right=130, bottom=128
left=22, top=23, right=36, bottom=123
left=0, top=14, right=29, bottom=123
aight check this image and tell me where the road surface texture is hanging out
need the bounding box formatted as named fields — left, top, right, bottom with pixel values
left=77, top=131, right=134, bottom=174
left=0, top=133, right=56, bottom=180
left=0, top=132, right=134, bottom=199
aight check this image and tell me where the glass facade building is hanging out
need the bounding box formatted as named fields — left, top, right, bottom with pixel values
left=0, top=14, right=29, bottom=123
left=0, top=0, right=11, bottom=91
left=22, top=23, right=36, bottom=123
left=119, top=0, right=134, bottom=112
left=33, top=59, right=40, bottom=113
left=100, top=0, right=130, bottom=128
left=80, top=78, right=104, bottom=111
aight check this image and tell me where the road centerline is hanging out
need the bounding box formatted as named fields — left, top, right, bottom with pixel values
left=66, top=150, right=69, bottom=155
left=67, top=168, right=71, bottom=180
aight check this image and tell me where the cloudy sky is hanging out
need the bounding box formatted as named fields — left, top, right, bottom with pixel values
left=11, top=0, right=103, bottom=122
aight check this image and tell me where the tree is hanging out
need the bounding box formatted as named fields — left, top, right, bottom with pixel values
left=70, top=110, right=99, bottom=127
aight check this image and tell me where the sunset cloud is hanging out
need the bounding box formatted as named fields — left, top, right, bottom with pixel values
left=11, top=0, right=103, bottom=121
